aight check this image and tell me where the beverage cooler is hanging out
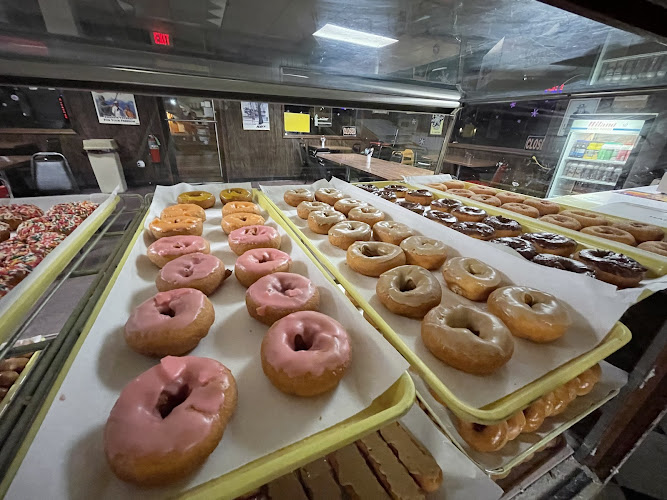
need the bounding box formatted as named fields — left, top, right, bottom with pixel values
left=547, top=115, right=655, bottom=197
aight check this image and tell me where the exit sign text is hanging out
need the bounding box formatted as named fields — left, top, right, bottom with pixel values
left=152, top=31, right=171, bottom=46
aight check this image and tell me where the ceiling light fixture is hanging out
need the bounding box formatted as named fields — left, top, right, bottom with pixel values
left=312, top=24, right=398, bottom=48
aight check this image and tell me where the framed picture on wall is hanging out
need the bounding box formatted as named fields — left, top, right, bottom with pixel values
left=91, top=92, right=140, bottom=125
left=241, top=102, right=270, bottom=130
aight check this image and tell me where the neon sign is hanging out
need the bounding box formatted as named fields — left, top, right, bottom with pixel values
left=544, top=84, right=565, bottom=94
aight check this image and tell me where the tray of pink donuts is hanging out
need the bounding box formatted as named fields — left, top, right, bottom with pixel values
left=260, top=179, right=634, bottom=425
left=404, top=178, right=667, bottom=271
left=3, top=183, right=412, bottom=500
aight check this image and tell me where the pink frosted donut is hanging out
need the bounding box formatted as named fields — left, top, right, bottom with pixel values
left=124, top=288, right=215, bottom=356
left=156, top=252, right=230, bottom=296
left=261, top=311, right=351, bottom=396
left=235, top=248, right=292, bottom=287
left=228, top=225, right=281, bottom=255
left=245, top=272, right=320, bottom=325
left=147, top=235, right=210, bottom=268
left=104, top=356, right=237, bottom=486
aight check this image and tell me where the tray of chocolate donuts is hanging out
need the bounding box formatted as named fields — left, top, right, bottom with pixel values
left=260, top=179, right=635, bottom=425
left=412, top=361, right=626, bottom=475
left=3, top=183, right=413, bottom=500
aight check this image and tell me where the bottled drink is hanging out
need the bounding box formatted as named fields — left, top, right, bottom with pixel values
left=613, top=167, right=623, bottom=182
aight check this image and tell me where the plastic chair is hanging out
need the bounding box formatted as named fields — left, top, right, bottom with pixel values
left=401, top=149, right=414, bottom=166
left=390, top=151, right=403, bottom=163
left=31, top=152, right=79, bottom=194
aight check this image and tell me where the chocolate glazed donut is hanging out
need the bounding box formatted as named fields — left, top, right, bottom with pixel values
left=574, top=249, right=646, bottom=288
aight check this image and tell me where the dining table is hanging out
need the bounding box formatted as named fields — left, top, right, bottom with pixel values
left=318, top=153, right=435, bottom=181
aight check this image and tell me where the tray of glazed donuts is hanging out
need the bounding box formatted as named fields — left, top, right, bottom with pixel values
left=0, top=344, right=41, bottom=419
left=363, top=180, right=667, bottom=298
left=412, top=361, right=626, bottom=475
left=4, top=183, right=412, bottom=500
left=404, top=175, right=667, bottom=266
left=260, top=179, right=635, bottom=424
left=233, top=404, right=503, bottom=500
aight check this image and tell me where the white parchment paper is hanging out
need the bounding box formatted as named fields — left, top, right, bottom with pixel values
left=7, top=183, right=409, bottom=500
left=261, top=179, right=640, bottom=408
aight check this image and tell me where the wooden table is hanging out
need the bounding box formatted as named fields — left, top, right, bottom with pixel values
left=309, top=145, right=354, bottom=154
left=319, top=153, right=434, bottom=181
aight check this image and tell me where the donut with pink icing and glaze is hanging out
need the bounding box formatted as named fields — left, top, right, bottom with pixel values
left=245, top=272, right=319, bottom=325
left=228, top=225, right=281, bottom=256
left=235, top=248, right=292, bottom=287
left=147, top=235, right=210, bottom=268
left=104, top=355, right=237, bottom=486
left=156, top=253, right=231, bottom=296
left=261, top=311, right=351, bottom=396
left=124, top=288, right=215, bottom=356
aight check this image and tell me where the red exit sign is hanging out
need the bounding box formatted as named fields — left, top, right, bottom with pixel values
left=152, top=31, right=171, bottom=46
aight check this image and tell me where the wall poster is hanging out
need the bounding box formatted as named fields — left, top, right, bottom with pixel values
left=557, top=98, right=601, bottom=136
left=91, top=92, right=140, bottom=125
left=430, top=114, right=445, bottom=135
left=241, top=101, right=270, bottom=130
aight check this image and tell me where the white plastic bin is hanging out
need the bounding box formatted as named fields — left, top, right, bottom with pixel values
left=83, top=139, right=127, bottom=193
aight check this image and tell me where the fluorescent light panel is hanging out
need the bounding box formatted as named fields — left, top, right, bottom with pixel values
left=313, top=24, right=398, bottom=48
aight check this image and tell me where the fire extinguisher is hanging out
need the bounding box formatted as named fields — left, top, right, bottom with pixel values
left=148, top=134, right=161, bottom=163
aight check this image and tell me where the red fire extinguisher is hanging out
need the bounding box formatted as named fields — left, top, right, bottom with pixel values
left=148, top=134, right=161, bottom=163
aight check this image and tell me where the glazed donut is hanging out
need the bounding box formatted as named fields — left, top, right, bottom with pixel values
left=400, top=235, right=448, bottom=270
left=612, top=221, right=664, bottom=243
left=405, top=189, right=434, bottom=205
left=496, top=192, right=527, bottom=204
left=315, top=188, right=346, bottom=205
left=228, top=225, right=281, bottom=255
left=156, top=253, right=230, bottom=296
left=447, top=189, right=474, bottom=198
left=574, top=248, right=646, bottom=288
left=506, top=411, right=526, bottom=440
left=296, top=201, right=330, bottom=219
left=483, top=215, right=522, bottom=237
left=177, top=191, right=215, bottom=209
left=572, top=364, right=602, bottom=396
left=426, top=182, right=448, bottom=191
left=376, top=265, right=442, bottom=319
left=222, top=201, right=261, bottom=217
left=522, top=397, right=552, bottom=433
left=161, top=204, right=206, bottom=221
left=346, top=241, right=406, bottom=277
left=468, top=185, right=498, bottom=196
left=442, top=180, right=465, bottom=189
left=451, top=222, right=496, bottom=240
left=539, top=214, right=582, bottom=231
left=424, top=210, right=457, bottom=226
left=307, top=209, right=346, bottom=234
left=550, top=383, right=577, bottom=416
left=328, top=221, right=372, bottom=250
left=396, top=200, right=426, bottom=215
left=104, top=356, right=237, bottom=486
left=348, top=206, right=385, bottom=226
left=456, top=419, right=509, bottom=452
left=333, top=198, right=368, bottom=216
left=560, top=210, right=609, bottom=228
left=487, top=286, right=571, bottom=342
left=235, top=248, right=292, bottom=287
left=245, top=272, right=320, bottom=325
left=124, top=288, right=215, bottom=356
left=430, top=198, right=462, bottom=212
left=261, top=311, right=351, bottom=396
left=0, top=357, right=28, bottom=373
left=0, top=222, right=9, bottom=243
left=520, top=232, right=577, bottom=256
left=502, top=202, right=540, bottom=218
left=638, top=240, right=667, bottom=256
left=357, top=183, right=379, bottom=193
left=490, top=237, right=538, bottom=260
left=147, top=236, right=210, bottom=268
left=451, top=206, right=487, bottom=222
left=471, top=194, right=501, bottom=207
left=219, top=187, right=252, bottom=204
left=581, top=225, right=636, bottom=246
left=149, top=216, right=203, bottom=239
left=523, top=198, right=560, bottom=215
left=383, top=184, right=408, bottom=197
left=221, top=213, right=266, bottom=235
left=283, top=188, right=314, bottom=207
left=373, top=221, right=416, bottom=245
left=422, top=304, right=514, bottom=374
left=532, top=254, right=596, bottom=278
left=442, top=257, right=501, bottom=301
left=374, top=189, right=398, bottom=202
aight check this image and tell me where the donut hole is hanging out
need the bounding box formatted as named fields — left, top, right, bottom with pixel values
left=156, top=303, right=177, bottom=318
left=180, top=265, right=194, bottom=278
left=156, top=384, right=191, bottom=418
left=257, top=252, right=272, bottom=264
left=473, top=423, right=486, bottom=432
left=292, top=333, right=313, bottom=352
left=399, top=277, right=417, bottom=292
left=447, top=311, right=481, bottom=336
left=361, top=245, right=381, bottom=257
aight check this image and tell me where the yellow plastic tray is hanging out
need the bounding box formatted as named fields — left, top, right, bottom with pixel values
left=0, top=192, right=414, bottom=500
left=0, top=196, right=119, bottom=345
left=263, top=191, right=631, bottom=424
left=404, top=179, right=667, bottom=274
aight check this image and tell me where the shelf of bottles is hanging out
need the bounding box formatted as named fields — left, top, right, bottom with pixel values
left=595, top=51, right=667, bottom=85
